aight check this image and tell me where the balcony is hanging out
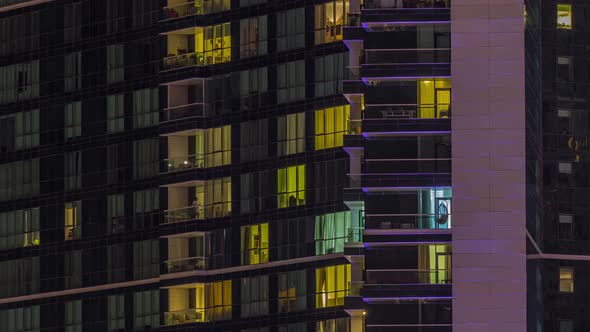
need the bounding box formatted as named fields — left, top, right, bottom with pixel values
left=364, top=159, right=451, bottom=174
left=163, top=52, right=205, bottom=70
left=361, top=0, right=450, bottom=25
left=164, top=206, right=205, bottom=224
left=366, top=214, right=450, bottom=230
left=361, top=173, right=451, bottom=188
left=162, top=232, right=227, bottom=273
left=163, top=179, right=231, bottom=224
left=366, top=269, right=451, bottom=285
left=165, top=282, right=232, bottom=325
left=362, top=105, right=450, bottom=133
left=364, top=49, right=450, bottom=65
left=365, top=0, right=450, bottom=9
left=360, top=49, right=450, bottom=80
left=163, top=25, right=231, bottom=71
left=162, top=0, right=230, bottom=20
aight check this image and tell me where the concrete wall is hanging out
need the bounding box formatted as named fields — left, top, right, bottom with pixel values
left=451, top=1, right=527, bottom=331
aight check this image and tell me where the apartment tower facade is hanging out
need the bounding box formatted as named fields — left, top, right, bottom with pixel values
left=0, top=0, right=587, bottom=331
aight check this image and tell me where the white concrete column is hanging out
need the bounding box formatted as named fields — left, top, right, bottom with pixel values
left=451, top=1, right=527, bottom=331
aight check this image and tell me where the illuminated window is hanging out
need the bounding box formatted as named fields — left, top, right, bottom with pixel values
left=278, top=270, right=306, bottom=313
left=315, top=264, right=350, bottom=308
left=315, top=211, right=351, bottom=255
left=277, top=112, right=305, bottom=156
left=417, top=244, right=452, bottom=284
left=315, top=105, right=349, bottom=150
left=203, top=125, right=231, bottom=167
left=203, top=177, right=232, bottom=218
left=164, top=23, right=231, bottom=69
left=64, top=201, right=81, bottom=241
left=163, top=0, right=230, bottom=18
left=203, top=23, right=232, bottom=64
left=166, top=281, right=232, bottom=324
left=557, top=4, right=572, bottom=29
left=560, top=267, right=574, bottom=293
left=0, top=208, right=40, bottom=250
left=418, top=79, right=452, bottom=118
left=315, top=0, right=348, bottom=44
left=277, top=165, right=305, bottom=208
left=317, top=318, right=350, bottom=332
left=241, top=223, right=269, bottom=265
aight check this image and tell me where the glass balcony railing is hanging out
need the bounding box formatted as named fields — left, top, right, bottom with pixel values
left=162, top=0, right=230, bottom=20
left=163, top=257, right=207, bottom=273
left=164, top=204, right=231, bottom=224
left=163, top=52, right=204, bottom=69
left=366, top=214, right=451, bottom=230
left=366, top=269, right=452, bottom=284
left=364, top=0, right=450, bottom=9
left=364, top=104, right=450, bottom=119
left=164, top=306, right=231, bottom=325
left=163, top=103, right=205, bottom=121
left=347, top=227, right=364, bottom=243
left=347, top=281, right=364, bottom=296
left=164, top=308, right=205, bottom=325
left=164, top=206, right=204, bottom=223
left=162, top=156, right=205, bottom=173
left=364, top=49, right=451, bottom=64
left=163, top=50, right=231, bottom=69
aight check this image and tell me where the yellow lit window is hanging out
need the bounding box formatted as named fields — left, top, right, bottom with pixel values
left=315, top=105, right=350, bottom=150
left=241, top=223, right=269, bottom=265
left=418, top=79, right=451, bottom=119
left=65, top=201, right=81, bottom=241
left=278, top=112, right=305, bottom=156
left=163, top=0, right=230, bottom=18
left=204, top=125, right=231, bottom=167
left=417, top=244, right=452, bottom=284
left=277, top=165, right=305, bottom=208
left=203, top=23, right=232, bottom=64
left=164, top=23, right=231, bottom=69
left=315, top=264, right=350, bottom=308
left=165, top=280, right=232, bottom=325
left=560, top=267, right=574, bottom=293
left=206, top=280, right=232, bottom=321
left=315, top=0, right=349, bottom=44
left=202, top=177, right=232, bottom=218
left=557, top=4, right=572, bottom=30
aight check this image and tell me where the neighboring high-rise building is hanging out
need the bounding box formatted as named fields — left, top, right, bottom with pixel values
left=0, top=0, right=587, bottom=331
